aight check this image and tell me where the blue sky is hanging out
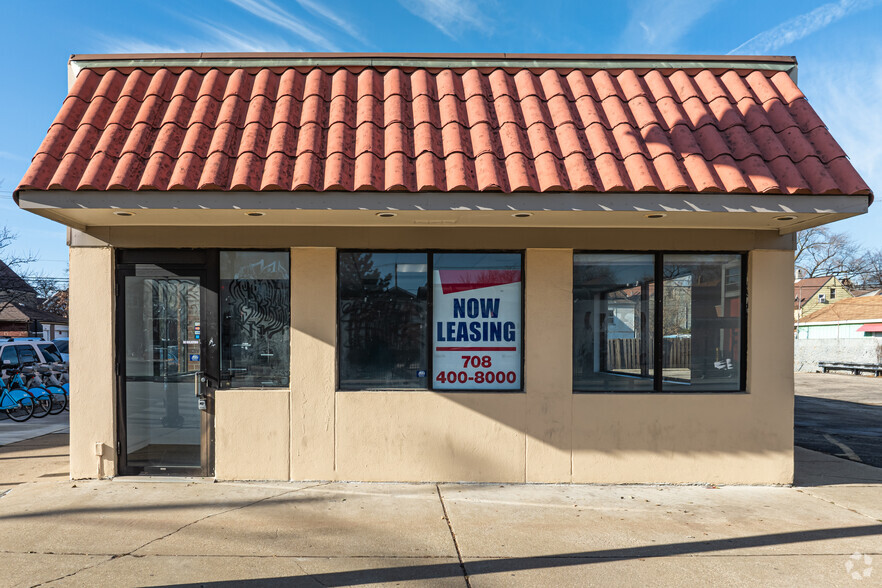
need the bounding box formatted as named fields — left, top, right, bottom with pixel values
left=1, top=0, right=881, bottom=281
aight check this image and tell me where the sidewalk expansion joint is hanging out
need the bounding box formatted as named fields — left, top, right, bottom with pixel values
left=31, top=555, right=115, bottom=587
left=796, top=488, right=882, bottom=523
left=129, top=481, right=332, bottom=556
left=124, top=553, right=461, bottom=559
left=437, top=484, right=472, bottom=588
left=33, top=481, right=331, bottom=586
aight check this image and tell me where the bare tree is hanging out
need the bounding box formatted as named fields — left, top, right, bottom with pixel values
left=0, top=226, right=41, bottom=315
left=857, top=249, right=882, bottom=288
left=794, top=227, right=869, bottom=282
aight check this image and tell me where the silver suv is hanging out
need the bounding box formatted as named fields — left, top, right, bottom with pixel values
left=0, top=339, right=66, bottom=368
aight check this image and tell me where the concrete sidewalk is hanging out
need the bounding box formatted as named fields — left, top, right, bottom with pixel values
left=0, top=412, right=69, bottom=447
left=0, top=439, right=881, bottom=587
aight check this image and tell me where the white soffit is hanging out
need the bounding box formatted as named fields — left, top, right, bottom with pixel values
left=16, top=190, right=870, bottom=234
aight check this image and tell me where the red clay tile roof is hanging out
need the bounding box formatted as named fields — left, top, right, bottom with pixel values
left=16, top=57, right=872, bottom=196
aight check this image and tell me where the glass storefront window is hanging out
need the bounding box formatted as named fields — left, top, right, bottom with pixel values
left=338, top=252, right=428, bottom=390
left=574, top=252, right=745, bottom=393
left=337, top=251, right=524, bottom=391
left=662, top=254, right=742, bottom=392
left=220, top=251, right=290, bottom=388
left=573, top=254, right=655, bottom=392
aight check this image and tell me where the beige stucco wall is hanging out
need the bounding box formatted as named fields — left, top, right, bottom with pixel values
left=215, top=390, right=289, bottom=480
left=289, top=247, right=336, bottom=481
left=524, top=249, right=573, bottom=482
left=571, top=249, right=795, bottom=484
left=69, top=246, right=116, bottom=478
left=68, top=226, right=795, bottom=484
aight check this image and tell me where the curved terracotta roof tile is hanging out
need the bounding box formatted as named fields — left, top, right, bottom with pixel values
left=15, top=63, right=871, bottom=198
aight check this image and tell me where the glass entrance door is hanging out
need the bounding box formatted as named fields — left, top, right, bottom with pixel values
left=118, top=258, right=216, bottom=476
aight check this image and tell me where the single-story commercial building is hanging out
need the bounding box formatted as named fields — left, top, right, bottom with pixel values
left=14, top=53, right=872, bottom=484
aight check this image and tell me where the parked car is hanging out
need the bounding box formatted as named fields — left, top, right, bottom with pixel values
left=52, top=337, right=69, bottom=362
left=0, top=338, right=66, bottom=369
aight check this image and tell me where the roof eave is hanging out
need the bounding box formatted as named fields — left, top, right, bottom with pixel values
left=15, top=189, right=869, bottom=234
left=67, top=52, right=800, bottom=85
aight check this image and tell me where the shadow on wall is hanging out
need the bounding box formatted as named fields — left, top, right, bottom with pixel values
left=437, top=390, right=791, bottom=453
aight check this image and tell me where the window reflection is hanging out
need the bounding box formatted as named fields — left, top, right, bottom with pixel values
left=573, top=254, right=655, bottom=391
left=220, top=251, right=290, bottom=388
left=662, top=254, right=742, bottom=391
left=338, top=252, right=428, bottom=390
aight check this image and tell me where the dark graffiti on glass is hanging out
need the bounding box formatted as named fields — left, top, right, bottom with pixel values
left=220, top=252, right=290, bottom=388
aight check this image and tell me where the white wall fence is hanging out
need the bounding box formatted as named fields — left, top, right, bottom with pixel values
left=794, top=338, right=882, bottom=372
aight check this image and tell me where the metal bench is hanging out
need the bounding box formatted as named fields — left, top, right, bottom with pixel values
left=818, top=362, right=882, bottom=376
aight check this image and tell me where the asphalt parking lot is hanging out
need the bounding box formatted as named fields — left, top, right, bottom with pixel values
left=795, top=372, right=882, bottom=468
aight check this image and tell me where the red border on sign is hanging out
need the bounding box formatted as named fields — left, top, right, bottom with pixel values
left=438, top=270, right=521, bottom=294
left=435, top=346, right=517, bottom=351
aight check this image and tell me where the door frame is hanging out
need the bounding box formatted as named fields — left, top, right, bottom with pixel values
left=115, top=249, right=219, bottom=477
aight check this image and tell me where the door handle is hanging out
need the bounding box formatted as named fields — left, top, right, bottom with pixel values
left=194, top=372, right=206, bottom=398
left=195, top=371, right=209, bottom=412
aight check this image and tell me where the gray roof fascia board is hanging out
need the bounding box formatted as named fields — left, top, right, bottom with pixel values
left=16, top=190, right=869, bottom=216
left=68, top=54, right=798, bottom=76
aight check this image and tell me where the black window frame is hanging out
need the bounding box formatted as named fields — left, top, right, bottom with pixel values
left=116, top=248, right=292, bottom=392
left=337, top=249, right=526, bottom=393
left=218, top=249, right=292, bottom=390
left=573, top=251, right=748, bottom=394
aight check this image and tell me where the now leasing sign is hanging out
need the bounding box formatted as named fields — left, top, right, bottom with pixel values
left=432, top=269, right=522, bottom=390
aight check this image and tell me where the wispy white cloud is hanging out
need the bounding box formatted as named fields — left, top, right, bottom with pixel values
left=96, top=36, right=190, bottom=54
left=398, top=0, right=491, bottom=40
left=100, top=19, right=304, bottom=55
left=0, top=151, right=27, bottom=162
left=730, top=0, right=882, bottom=55
left=226, top=0, right=339, bottom=50
left=794, top=41, right=882, bottom=247
left=293, top=0, right=369, bottom=46
left=194, top=21, right=304, bottom=52
left=805, top=56, right=882, bottom=191
left=622, top=0, right=722, bottom=52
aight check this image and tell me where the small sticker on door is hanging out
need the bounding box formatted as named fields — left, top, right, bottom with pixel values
left=189, top=354, right=200, bottom=361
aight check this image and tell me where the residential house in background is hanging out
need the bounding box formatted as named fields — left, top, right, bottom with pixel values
left=0, top=260, right=68, bottom=338
left=794, top=276, right=852, bottom=320
left=797, top=295, right=882, bottom=339
left=794, top=295, right=882, bottom=372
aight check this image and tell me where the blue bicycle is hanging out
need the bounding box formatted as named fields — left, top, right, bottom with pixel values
left=4, top=369, right=53, bottom=418
left=28, top=365, right=68, bottom=414
left=0, top=374, right=36, bottom=421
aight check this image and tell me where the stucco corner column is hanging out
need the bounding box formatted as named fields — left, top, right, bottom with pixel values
left=746, top=248, right=796, bottom=484
left=524, top=248, right=574, bottom=482
left=290, top=247, right=337, bottom=481
left=69, top=245, right=116, bottom=479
